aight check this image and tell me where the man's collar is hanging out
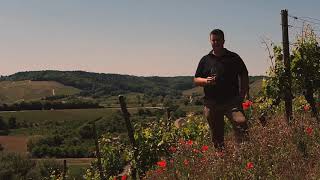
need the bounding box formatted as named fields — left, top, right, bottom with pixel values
left=209, top=48, right=228, bottom=57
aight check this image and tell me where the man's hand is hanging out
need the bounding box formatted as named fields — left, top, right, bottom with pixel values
left=193, top=76, right=216, bottom=87
left=206, top=76, right=216, bottom=85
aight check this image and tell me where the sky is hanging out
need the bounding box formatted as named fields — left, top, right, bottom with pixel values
left=1, top=0, right=320, bottom=77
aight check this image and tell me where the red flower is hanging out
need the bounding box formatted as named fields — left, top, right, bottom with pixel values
left=169, top=146, right=177, bottom=153
left=304, top=105, right=311, bottom=111
left=178, top=139, right=185, bottom=144
left=246, top=162, right=254, bottom=169
left=192, top=148, right=200, bottom=153
left=170, top=159, right=174, bottom=164
left=121, top=175, right=127, bottom=180
left=305, top=127, right=313, bottom=135
left=201, top=145, right=209, bottom=152
left=113, top=177, right=117, bottom=180
left=242, top=100, right=253, bottom=110
left=157, top=160, right=167, bottom=168
left=184, top=159, right=189, bottom=166
left=186, top=140, right=193, bottom=145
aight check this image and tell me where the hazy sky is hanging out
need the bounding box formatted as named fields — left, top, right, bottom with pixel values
left=1, top=0, right=320, bottom=76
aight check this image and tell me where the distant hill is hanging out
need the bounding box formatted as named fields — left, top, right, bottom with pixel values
left=0, top=80, right=80, bottom=104
left=1, top=70, right=266, bottom=99
left=1, top=71, right=194, bottom=98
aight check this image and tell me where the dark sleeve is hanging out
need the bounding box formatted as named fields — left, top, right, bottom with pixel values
left=237, top=56, right=248, bottom=75
left=195, top=57, right=206, bottom=78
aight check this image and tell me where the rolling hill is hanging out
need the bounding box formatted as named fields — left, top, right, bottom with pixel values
left=0, top=71, right=265, bottom=102
left=0, top=80, right=80, bottom=104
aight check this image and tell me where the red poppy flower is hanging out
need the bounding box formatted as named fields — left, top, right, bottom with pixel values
left=201, top=145, right=209, bottom=152
left=305, top=127, right=313, bottom=135
left=304, top=105, right=311, bottom=111
left=157, top=160, right=167, bottom=168
left=246, top=162, right=254, bottom=169
left=121, top=175, right=127, bottom=180
left=184, top=159, right=189, bottom=166
left=242, top=100, right=253, bottom=110
left=186, top=140, right=193, bottom=145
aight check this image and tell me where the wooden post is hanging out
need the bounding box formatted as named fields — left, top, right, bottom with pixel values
left=166, top=108, right=171, bottom=131
left=281, top=9, right=293, bottom=123
left=93, top=122, right=106, bottom=180
left=119, top=95, right=138, bottom=180
left=62, top=159, right=67, bottom=180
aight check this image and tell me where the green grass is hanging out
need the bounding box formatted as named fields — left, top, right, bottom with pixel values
left=0, top=80, right=80, bottom=104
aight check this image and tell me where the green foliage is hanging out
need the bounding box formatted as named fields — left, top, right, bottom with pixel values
left=0, top=153, right=64, bottom=180
left=261, top=25, right=320, bottom=118
left=0, top=116, right=9, bottom=135
left=86, top=135, right=129, bottom=179
left=8, top=117, right=17, bottom=129
left=86, top=115, right=209, bottom=179
left=0, top=153, right=36, bottom=179
left=291, top=26, right=320, bottom=94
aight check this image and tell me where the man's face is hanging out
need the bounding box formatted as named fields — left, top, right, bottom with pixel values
left=210, top=34, right=224, bottom=51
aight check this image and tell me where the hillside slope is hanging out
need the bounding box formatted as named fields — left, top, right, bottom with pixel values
left=1, top=71, right=265, bottom=100
left=0, top=80, right=80, bottom=103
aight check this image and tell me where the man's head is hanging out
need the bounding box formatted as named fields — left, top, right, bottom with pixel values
left=209, top=29, right=225, bottom=52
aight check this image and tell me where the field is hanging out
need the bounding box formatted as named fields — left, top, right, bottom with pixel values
left=0, top=136, right=28, bottom=154
left=0, top=108, right=124, bottom=135
left=0, top=80, right=80, bottom=104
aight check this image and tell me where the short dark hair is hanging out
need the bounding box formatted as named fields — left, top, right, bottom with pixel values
left=210, top=29, right=224, bottom=40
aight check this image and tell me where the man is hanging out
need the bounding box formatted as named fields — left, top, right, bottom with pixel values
left=194, top=29, right=249, bottom=150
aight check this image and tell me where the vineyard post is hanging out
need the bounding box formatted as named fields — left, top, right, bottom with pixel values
left=166, top=108, right=171, bottom=131
left=119, top=95, right=139, bottom=180
left=62, top=159, right=67, bottom=180
left=281, top=9, right=293, bottom=122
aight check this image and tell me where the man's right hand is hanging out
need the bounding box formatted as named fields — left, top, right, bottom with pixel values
left=206, top=76, right=216, bottom=85
left=193, top=76, right=216, bottom=87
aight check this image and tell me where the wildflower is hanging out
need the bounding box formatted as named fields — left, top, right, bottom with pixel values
left=157, top=160, right=167, bottom=168
left=242, top=100, right=253, bottom=110
left=303, top=105, right=311, bottom=111
left=179, top=138, right=185, bottom=144
left=305, top=127, right=313, bottom=135
left=193, top=148, right=200, bottom=153
left=169, top=146, right=177, bottom=153
left=121, top=175, right=127, bottom=180
left=184, top=159, right=189, bottom=166
left=246, top=162, right=254, bottom=169
left=186, top=140, right=193, bottom=145
left=170, top=159, right=174, bottom=164
left=201, top=145, right=209, bottom=152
